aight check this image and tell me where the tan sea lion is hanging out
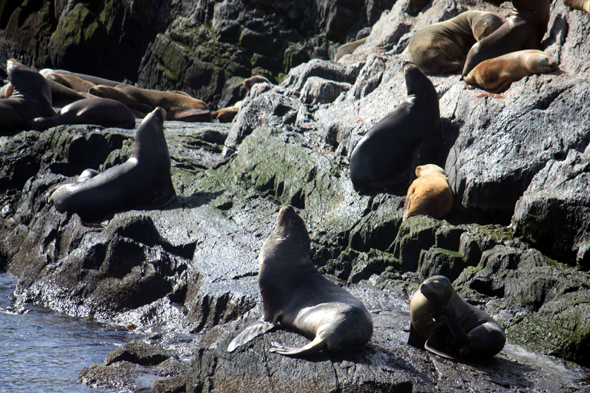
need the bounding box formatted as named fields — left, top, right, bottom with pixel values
left=465, top=49, right=558, bottom=92
left=408, top=11, right=504, bottom=74
left=211, top=101, right=241, bottom=123
left=409, top=275, right=506, bottom=360
left=0, top=82, right=13, bottom=98
left=403, top=164, right=453, bottom=221
left=242, top=75, right=272, bottom=92
left=227, top=205, right=373, bottom=357
left=40, top=69, right=122, bottom=87
left=28, top=97, right=136, bottom=131
left=0, top=59, right=55, bottom=133
left=89, top=83, right=211, bottom=121
left=462, top=0, right=551, bottom=77
left=564, top=0, right=590, bottom=13
left=334, top=37, right=368, bottom=62
left=47, top=73, right=97, bottom=93
left=48, top=107, right=176, bottom=222
left=349, top=62, right=440, bottom=191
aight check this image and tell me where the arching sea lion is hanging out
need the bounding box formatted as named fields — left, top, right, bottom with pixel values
left=227, top=205, right=373, bottom=357
left=349, top=62, right=440, bottom=191
left=462, top=0, right=551, bottom=77
left=403, top=164, right=453, bottom=221
left=409, top=275, right=506, bottom=360
left=29, top=97, right=136, bottom=131
left=0, top=59, right=55, bottom=133
left=90, top=83, right=211, bottom=121
left=408, top=11, right=504, bottom=74
left=48, top=107, right=176, bottom=222
left=564, top=0, right=590, bottom=13
left=465, top=49, right=558, bottom=92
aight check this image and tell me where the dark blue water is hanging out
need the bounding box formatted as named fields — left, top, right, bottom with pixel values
left=0, top=273, right=137, bottom=393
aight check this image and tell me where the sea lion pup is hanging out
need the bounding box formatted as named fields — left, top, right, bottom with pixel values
left=227, top=205, right=373, bottom=357
left=403, top=164, right=453, bottom=221
left=409, top=275, right=506, bottom=361
left=408, top=11, right=504, bottom=74
left=334, top=37, right=368, bottom=62
left=461, top=0, right=551, bottom=77
left=242, top=75, right=271, bottom=92
left=349, top=62, right=440, bottom=191
left=48, top=107, right=176, bottom=222
left=465, top=49, right=558, bottom=92
left=89, top=83, right=211, bottom=121
left=0, top=59, right=55, bottom=133
left=211, top=101, right=241, bottom=123
left=28, top=97, right=136, bottom=131
left=564, top=0, right=590, bottom=13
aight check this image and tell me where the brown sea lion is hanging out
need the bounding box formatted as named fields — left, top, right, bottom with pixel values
left=462, top=0, right=551, bottom=77
left=465, top=49, right=558, bottom=92
left=403, top=164, right=453, bottom=221
left=0, top=82, right=13, bottom=98
left=89, top=83, right=211, bottom=121
left=48, top=107, right=176, bottom=222
left=0, top=60, right=55, bottom=133
left=334, top=37, right=368, bottom=62
left=564, top=0, right=590, bottom=13
left=349, top=62, right=440, bottom=191
left=212, top=101, right=241, bottom=123
left=408, top=11, right=504, bottom=74
left=40, top=69, right=122, bottom=87
left=409, top=275, right=506, bottom=361
left=227, top=205, right=373, bottom=357
left=28, top=97, right=136, bottom=131
left=47, top=73, right=97, bottom=93
left=243, top=75, right=272, bottom=92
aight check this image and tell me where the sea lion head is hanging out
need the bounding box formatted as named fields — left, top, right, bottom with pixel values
left=415, top=164, right=447, bottom=178
left=471, top=13, right=505, bottom=41
left=7, top=59, right=51, bottom=104
left=263, top=205, right=311, bottom=262
left=419, top=275, right=453, bottom=306
left=531, top=52, right=559, bottom=74
left=402, top=61, right=438, bottom=100
left=132, top=106, right=168, bottom=159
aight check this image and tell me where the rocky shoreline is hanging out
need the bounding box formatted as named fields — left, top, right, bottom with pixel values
left=1, top=0, right=590, bottom=392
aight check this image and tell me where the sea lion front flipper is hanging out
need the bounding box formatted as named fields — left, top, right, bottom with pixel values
left=227, top=319, right=276, bottom=352
left=407, top=323, right=426, bottom=349
left=431, top=308, right=471, bottom=346
left=269, top=336, right=326, bottom=357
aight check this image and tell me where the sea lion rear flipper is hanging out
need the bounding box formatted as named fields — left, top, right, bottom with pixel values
left=269, top=336, right=326, bottom=357
left=424, top=339, right=460, bottom=361
left=407, top=323, right=426, bottom=349
left=227, top=319, right=276, bottom=352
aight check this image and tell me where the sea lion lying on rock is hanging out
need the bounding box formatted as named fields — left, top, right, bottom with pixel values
left=228, top=205, right=373, bottom=357
left=403, top=164, right=453, bottom=221
left=465, top=49, right=558, bottom=92
left=409, top=275, right=506, bottom=361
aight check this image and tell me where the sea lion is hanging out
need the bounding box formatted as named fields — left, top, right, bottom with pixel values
left=227, top=205, right=373, bottom=357
left=564, top=0, right=590, bottom=13
left=89, top=83, right=211, bottom=121
left=409, top=275, right=506, bottom=360
left=243, top=75, right=272, bottom=92
left=46, top=79, right=92, bottom=108
left=28, top=97, right=136, bottom=131
left=349, top=62, right=440, bottom=191
left=334, top=37, right=368, bottom=62
left=212, top=101, right=241, bottom=123
left=40, top=69, right=121, bottom=87
left=462, top=0, right=551, bottom=77
left=47, top=73, right=97, bottom=93
left=48, top=107, right=176, bottom=222
left=408, top=11, right=504, bottom=74
left=0, top=82, right=13, bottom=98
left=0, top=59, right=55, bottom=133
left=403, top=164, right=453, bottom=221
left=464, top=49, right=558, bottom=92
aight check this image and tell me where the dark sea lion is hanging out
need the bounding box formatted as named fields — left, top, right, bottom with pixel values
left=403, top=164, right=453, bottom=221
left=564, top=0, right=590, bottom=13
left=461, top=0, right=551, bottom=77
left=48, top=107, right=176, bottom=222
left=46, top=79, right=92, bottom=108
left=465, top=49, right=558, bottom=92
left=29, top=97, right=136, bottom=131
left=334, top=37, right=368, bottom=62
left=349, top=62, right=441, bottom=191
left=243, top=75, right=272, bottom=92
left=0, top=59, right=55, bottom=133
left=89, top=83, right=211, bottom=121
left=409, top=275, right=506, bottom=361
left=408, top=11, right=504, bottom=74
left=228, top=205, right=373, bottom=357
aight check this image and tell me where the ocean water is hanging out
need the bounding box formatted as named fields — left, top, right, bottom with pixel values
left=0, top=273, right=136, bottom=393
